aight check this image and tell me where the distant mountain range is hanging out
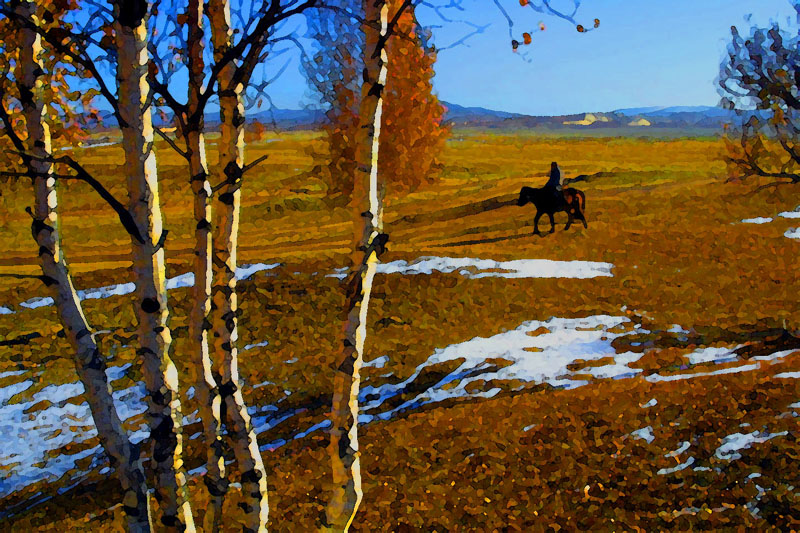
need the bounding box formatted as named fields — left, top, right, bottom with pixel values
left=613, top=105, right=731, bottom=117
left=438, top=104, right=734, bottom=130
left=248, top=102, right=733, bottom=130
left=99, top=102, right=733, bottom=131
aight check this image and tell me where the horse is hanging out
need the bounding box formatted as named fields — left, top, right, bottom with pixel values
left=517, top=186, right=588, bottom=235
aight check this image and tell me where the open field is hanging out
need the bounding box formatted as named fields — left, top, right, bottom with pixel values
left=1, top=130, right=800, bottom=530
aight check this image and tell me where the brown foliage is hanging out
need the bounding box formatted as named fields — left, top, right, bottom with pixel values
left=381, top=1, right=449, bottom=198
left=315, top=1, right=449, bottom=204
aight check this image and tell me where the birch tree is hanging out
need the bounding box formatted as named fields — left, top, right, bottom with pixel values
left=110, top=0, right=196, bottom=529
left=206, top=2, right=272, bottom=528
left=0, top=0, right=198, bottom=527
left=325, top=1, right=392, bottom=529
left=0, top=1, right=153, bottom=530
left=322, top=1, right=597, bottom=529
left=148, top=0, right=228, bottom=528
left=148, top=1, right=320, bottom=529
left=183, top=1, right=226, bottom=528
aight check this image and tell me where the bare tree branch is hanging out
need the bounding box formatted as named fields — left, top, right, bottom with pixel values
left=241, top=153, right=270, bottom=175
left=0, top=5, right=124, bottom=126
left=154, top=126, right=189, bottom=159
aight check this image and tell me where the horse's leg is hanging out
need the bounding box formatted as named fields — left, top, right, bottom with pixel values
left=565, top=211, right=573, bottom=231
left=548, top=212, right=556, bottom=233
left=533, top=211, right=542, bottom=235
left=577, top=192, right=588, bottom=228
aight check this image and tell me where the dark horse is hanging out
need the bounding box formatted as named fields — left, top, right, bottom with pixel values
left=517, top=186, right=588, bottom=235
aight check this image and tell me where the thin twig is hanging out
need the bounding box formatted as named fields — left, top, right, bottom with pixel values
left=154, top=127, right=189, bottom=159
left=241, top=154, right=270, bottom=175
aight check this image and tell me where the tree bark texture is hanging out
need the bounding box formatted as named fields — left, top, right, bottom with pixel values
left=13, top=1, right=154, bottom=531
left=112, top=1, right=195, bottom=530
left=208, top=0, right=270, bottom=530
left=325, top=1, right=390, bottom=530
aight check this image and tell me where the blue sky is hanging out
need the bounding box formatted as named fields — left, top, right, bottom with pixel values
left=265, top=0, right=800, bottom=115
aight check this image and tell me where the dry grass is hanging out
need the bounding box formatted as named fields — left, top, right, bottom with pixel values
left=1, top=130, right=799, bottom=530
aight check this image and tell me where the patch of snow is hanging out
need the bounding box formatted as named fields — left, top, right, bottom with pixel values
left=376, top=256, right=614, bottom=279
left=20, top=297, right=55, bottom=310
left=8, top=256, right=613, bottom=312
left=243, top=340, right=269, bottom=351
left=751, top=349, right=798, bottom=363
left=254, top=408, right=302, bottom=445
left=775, top=371, right=800, bottom=379
left=742, top=217, right=773, bottom=224
left=79, top=282, right=136, bottom=301
left=0, top=380, right=34, bottom=406
left=686, top=345, right=743, bottom=365
left=255, top=409, right=336, bottom=452
left=82, top=141, right=118, bottom=149
left=0, top=306, right=13, bottom=315
left=640, top=398, right=658, bottom=408
left=235, top=263, right=280, bottom=281
left=293, top=420, right=331, bottom=440
left=785, top=228, right=800, bottom=240
left=631, top=426, right=655, bottom=444
left=0, top=370, right=28, bottom=380
left=359, top=315, right=638, bottom=423
left=0, top=366, right=146, bottom=498
left=667, top=324, right=689, bottom=334
left=778, top=209, right=800, bottom=219
left=665, top=441, right=691, bottom=458
left=11, top=263, right=280, bottom=313
left=363, top=355, right=390, bottom=369
left=646, top=363, right=760, bottom=383
left=523, top=424, right=538, bottom=432
left=715, top=431, right=788, bottom=461
left=165, top=273, right=194, bottom=290
left=657, top=457, right=695, bottom=475
left=328, top=267, right=349, bottom=280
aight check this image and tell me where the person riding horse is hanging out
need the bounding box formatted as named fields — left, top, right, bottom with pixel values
left=516, top=161, right=588, bottom=234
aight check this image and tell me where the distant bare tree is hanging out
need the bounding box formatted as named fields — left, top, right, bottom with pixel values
left=719, top=4, right=800, bottom=185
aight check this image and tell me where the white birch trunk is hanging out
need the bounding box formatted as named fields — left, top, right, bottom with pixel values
left=208, top=0, right=269, bottom=530
left=112, top=1, right=195, bottom=530
left=325, top=1, right=390, bottom=530
left=185, top=0, right=227, bottom=530
left=14, top=2, right=153, bottom=531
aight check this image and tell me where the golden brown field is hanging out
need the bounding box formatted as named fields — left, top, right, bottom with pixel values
left=1, top=130, right=799, bottom=531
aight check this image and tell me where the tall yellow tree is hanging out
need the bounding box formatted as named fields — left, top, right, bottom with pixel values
left=305, top=0, right=448, bottom=203
left=381, top=0, right=449, bottom=196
